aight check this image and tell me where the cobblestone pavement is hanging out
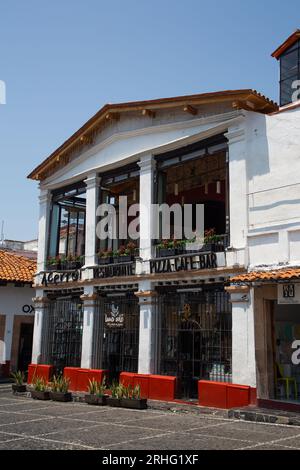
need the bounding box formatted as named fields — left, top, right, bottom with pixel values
left=1, top=391, right=300, bottom=450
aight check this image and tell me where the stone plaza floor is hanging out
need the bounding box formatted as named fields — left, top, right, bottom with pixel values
left=1, top=390, right=300, bottom=450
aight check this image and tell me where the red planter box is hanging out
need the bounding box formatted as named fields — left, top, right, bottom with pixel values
left=198, top=380, right=252, bottom=409
left=76, top=369, right=108, bottom=392
left=63, top=367, right=80, bottom=391
left=27, top=364, right=54, bottom=384
left=226, top=383, right=250, bottom=409
left=198, top=380, right=227, bottom=408
left=119, top=372, right=135, bottom=388
left=149, top=375, right=177, bottom=401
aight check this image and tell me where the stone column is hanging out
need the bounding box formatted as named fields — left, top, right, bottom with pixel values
left=31, top=290, right=49, bottom=364
left=37, top=188, right=52, bottom=273
left=84, top=173, right=101, bottom=271
left=136, top=280, right=158, bottom=374
left=80, top=286, right=98, bottom=369
left=138, top=154, right=156, bottom=269
left=227, top=285, right=256, bottom=387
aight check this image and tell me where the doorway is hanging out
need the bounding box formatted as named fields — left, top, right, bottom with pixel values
left=158, top=286, right=232, bottom=398
left=18, top=323, right=34, bottom=372
left=100, top=293, right=139, bottom=382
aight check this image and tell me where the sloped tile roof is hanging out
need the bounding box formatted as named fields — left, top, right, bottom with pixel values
left=0, top=250, right=36, bottom=283
left=231, top=268, right=300, bottom=283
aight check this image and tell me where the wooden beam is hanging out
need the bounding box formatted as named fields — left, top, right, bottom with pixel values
left=142, top=109, right=156, bottom=118
left=80, top=134, right=93, bottom=145
left=105, top=112, right=120, bottom=121
left=183, top=105, right=197, bottom=115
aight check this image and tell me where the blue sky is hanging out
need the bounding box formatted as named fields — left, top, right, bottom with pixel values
left=0, top=0, right=298, bottom=240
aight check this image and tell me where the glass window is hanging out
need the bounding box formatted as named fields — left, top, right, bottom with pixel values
left=48, top=182, right=86, bottom=264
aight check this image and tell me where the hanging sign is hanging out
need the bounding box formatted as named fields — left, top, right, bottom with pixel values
left=278, top=283, right=300, bottom=304
left=105, top=304, right=124, bottom=328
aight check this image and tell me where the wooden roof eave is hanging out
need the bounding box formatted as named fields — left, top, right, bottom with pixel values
left=28, top=90, right=278, bottom=182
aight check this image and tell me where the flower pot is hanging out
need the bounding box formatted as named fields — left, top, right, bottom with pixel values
left=12, top=384, right=26, bottom=393
left=107, top=397, right=122, bottom=407
left=120, top=398, right=148, bottom=410
left=98, top=257, right=112, bottom=265
left=85, top=394, right=108, bottom=406
left=158, top=248, right=176, bottom=258
left=50, top=391, right=72, bottom=402
left=118, top=255, right=133, bottom=263
left=31, top=390, right=50, bottom=400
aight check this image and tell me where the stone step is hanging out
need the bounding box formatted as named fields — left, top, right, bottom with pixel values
left=229, top=407, right=300, bottom=426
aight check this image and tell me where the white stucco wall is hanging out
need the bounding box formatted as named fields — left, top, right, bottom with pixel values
left=0, top=285, right=34, bottom=363
left=245, top=105, right=300, bottom=268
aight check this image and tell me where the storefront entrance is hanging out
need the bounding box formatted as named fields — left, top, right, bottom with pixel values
left=41, top=296, right=84, bottom=372
left=157, top=285, right=232, bottom=398
left=273, top=302, right=300, bottom=403
left=100, top=293, right=139, bottom=381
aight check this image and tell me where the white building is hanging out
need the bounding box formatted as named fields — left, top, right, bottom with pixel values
left=27, top=30, right=300, bottom=408
left=28, top=87, right=278, bottom=401
left=0, top=250, right=36, bottom=378
left=230, top=30, right=300, bottom=410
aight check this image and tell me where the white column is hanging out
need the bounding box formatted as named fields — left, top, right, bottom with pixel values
left=225, top=125, right=247, bottom=251
left=80, top=286, right=97, bottom=369
left=31, top=290, right=48, bottom=364
left=84, top=173, right=100, bottom=268
left=37, top=188, right=52, bottom=273
left=136, top=280, right=157, bottom=374
left=138, top=154, right=156, bottom=265
left=3, top=314, right=14, bottom=363
left=231, top=288, right=256, bottom=387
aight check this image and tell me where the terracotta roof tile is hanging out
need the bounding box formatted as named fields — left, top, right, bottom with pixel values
left=0, top=250, right=36, bottom=284
left=231, top=268, right=300, bottom=283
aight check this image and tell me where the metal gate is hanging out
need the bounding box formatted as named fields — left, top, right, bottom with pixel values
left=41, top=296, right=83, bottom=372
left=157, top=286, right=232, bottom=398
left=97, top=293, right=139, bottom=381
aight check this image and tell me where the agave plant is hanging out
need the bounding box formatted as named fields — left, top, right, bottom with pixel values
left=96, top=376, right=107, bottom=396
left=132, top=384, right=141, bottom=400
left=33, top=377, right=47, bottom=392
left=11, top=370, right=25, bottom=386
left=87, top=378, right=98, bottom=395
left=51, top=375, right=70, bottom=393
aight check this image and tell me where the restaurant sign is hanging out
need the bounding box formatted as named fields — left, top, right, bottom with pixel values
left=150, top=252, right=219, bottom=274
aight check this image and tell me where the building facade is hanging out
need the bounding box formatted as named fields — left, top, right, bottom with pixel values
left=28, top=88, right=279, bottom=399
left=0, top=251, right=36, bottom=378
left=231, top=31, right=300, bottom=410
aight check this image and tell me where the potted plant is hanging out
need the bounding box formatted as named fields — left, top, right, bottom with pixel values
left=107, top=381, right=122, bottom=407
left=120, top=384, right=148, bottom=410
left=47, top=256, right=60, bottom=271
left=85, top=377, right=109, bottom=405
left=75, top=255, right=85, bottom=268
left=202, top=228, right=222, bottom=251
left=11, top=370, right=26, bottom=393
left=157, top=239, right=176, bottom=257
left=50, top=375, right=72, bottom=402
left=31, top=377, right=50, bottom=400
left=98, top=249, right=113, bottom=265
